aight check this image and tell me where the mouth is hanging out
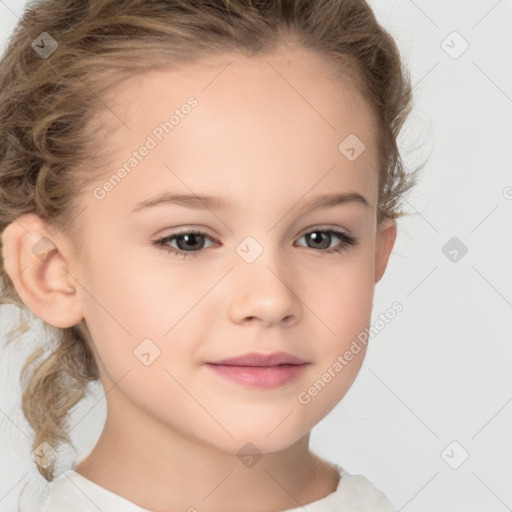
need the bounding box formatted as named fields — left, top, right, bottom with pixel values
left=205, top=351, right=310, bottom=389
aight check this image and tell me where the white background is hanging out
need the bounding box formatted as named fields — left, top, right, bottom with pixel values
left=1, top=1, right=511, bottom=511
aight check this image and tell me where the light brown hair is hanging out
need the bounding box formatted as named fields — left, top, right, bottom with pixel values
left=0, top=0, right=420, bottom=481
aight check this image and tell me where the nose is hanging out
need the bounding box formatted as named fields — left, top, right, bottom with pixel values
left=227, top=246, right=302, bottom=328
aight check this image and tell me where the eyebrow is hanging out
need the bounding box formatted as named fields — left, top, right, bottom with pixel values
left=130, top=191, right=369, bottom=214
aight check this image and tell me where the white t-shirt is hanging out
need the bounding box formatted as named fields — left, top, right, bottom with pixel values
left=36, top=463, right=396, bottom=511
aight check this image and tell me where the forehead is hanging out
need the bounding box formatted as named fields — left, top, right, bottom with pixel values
left=89, top=47, right=380, bottom=216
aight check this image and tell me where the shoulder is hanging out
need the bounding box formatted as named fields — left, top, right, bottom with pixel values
left=35, top=471, right=82, bottom=512
left=35, top=470, right=148, bottom=512
left=284, top=463, right=396, bottom=512
left=333, top=464, right=396, bottom=512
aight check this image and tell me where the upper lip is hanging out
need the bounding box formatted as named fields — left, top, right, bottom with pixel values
left=206, top=351, right=307, bottom=367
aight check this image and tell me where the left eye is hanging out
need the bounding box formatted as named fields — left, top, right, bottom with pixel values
left=296, top=228, right=357, bottom=254
left=153, top=227, right=357, bottom=259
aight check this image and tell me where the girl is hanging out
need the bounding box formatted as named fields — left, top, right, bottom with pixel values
left=0, top=0, right=420, bottom=510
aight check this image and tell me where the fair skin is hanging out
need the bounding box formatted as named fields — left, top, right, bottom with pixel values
left=2, top=46, right=396, bottom=512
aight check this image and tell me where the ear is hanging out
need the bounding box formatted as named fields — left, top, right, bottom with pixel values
left=374, top=217, right=397, bottom=284
left=1, top=213, right=84, bottom=328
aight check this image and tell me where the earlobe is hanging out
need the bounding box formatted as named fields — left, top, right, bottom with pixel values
left=374, top=218, right=397, bottom=284
left=1, top=214, right=84, bottom=328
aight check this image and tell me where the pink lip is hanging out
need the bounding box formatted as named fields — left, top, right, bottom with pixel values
left=205, top=352, right=309, bottom=389
left=207, top=351, right=307, bottom=366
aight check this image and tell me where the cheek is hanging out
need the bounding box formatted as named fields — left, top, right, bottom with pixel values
left=297, top=248, right=375, bottom=408
left=78, top=247, right=209, bottom=375
left=307, top=247, right=376, bottom=346
left=80, top=247, right=188, bottom=332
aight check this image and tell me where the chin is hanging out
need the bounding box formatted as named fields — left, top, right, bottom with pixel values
left=203, top=419, right=312, bottom=457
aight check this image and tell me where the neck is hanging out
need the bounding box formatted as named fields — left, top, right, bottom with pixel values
left=73, top=390, right=339, bottom=512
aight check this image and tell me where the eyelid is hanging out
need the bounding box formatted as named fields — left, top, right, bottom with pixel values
left=298, top=223, right=353, bottom=237
left=153, top=225, right=217, bottom=240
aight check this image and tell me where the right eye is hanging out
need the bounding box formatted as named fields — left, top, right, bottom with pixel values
left=153, top=229, right=220, bottom=259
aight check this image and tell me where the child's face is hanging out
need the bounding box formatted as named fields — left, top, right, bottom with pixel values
left=69, top=47, right=395, bottom=455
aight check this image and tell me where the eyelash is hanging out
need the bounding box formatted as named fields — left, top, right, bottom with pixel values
left=153, top=226, right=357, bottom=259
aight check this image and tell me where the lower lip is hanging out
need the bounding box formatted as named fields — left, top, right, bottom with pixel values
left=205, top=363, right=309, bottom=389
